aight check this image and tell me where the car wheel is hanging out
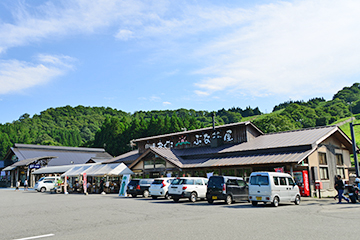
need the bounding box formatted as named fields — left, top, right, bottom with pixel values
left=173, top=197, right=180, bottom=203
left=207, top=199, right=214, bottom=204
left=189, top=192, right=197, bottom=203
left=131, top=194, right=137, bottom=198
left=40, top=187, right=46, bottom=193
left=225, top=195, right=233, bottom=205
left=143, top=190, right=149, bottom=198
left=251, top=201, right=258, bottom=206
left=294, top=195, right=300, bottom=205
left=272, top=197, right=279, bottom=207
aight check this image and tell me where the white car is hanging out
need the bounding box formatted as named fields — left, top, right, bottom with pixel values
left=168, top=177, right=208, bottom=202
left=248, top=172, right=301, bottom=207
left=149, top=177, right=174, bottom=199
left=34, top=177, right=60, bottom=192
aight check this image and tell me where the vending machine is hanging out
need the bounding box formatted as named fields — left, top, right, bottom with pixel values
left=293, top=170, right=310, bottom=197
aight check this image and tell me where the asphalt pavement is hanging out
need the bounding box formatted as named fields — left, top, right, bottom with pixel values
left=1, top=188, right=360, bottom=240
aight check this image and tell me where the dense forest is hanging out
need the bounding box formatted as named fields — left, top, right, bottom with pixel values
left=1, top=83, right=360, bottom=159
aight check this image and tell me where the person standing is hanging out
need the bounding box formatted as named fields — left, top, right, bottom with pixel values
left=15, top=180, right=21, bottom=191
left=334, top=175, right=349, bottom=204
left=24, top=179, right=28, bottom=191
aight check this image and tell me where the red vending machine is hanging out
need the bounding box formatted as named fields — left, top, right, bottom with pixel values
left=293, top=170, right=310, bottom=197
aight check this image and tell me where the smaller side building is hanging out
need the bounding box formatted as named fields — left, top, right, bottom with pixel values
left=1, top=144, right=112, bottom=187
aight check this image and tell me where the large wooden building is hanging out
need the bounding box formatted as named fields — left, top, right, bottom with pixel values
left=105, top=121, right=354, bottom=197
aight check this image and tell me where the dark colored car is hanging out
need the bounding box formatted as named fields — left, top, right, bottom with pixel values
left=127, top=179, right=154, bottom=198
left=206, top=176, right=248, bottom=205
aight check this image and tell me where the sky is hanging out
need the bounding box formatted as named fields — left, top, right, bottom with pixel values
left=1, top=0, right=360, bottom=124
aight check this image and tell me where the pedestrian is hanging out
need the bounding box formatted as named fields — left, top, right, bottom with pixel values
left=15, top=180, right=21, bottom=191
left=24, top=179, right=28, bottom=191
left=334, top=175, right=349, bottom=204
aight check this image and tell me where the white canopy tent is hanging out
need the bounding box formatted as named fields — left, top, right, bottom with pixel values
left=61, top=163, right=133, bottom=177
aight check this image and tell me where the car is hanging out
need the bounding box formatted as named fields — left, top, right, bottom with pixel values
left=168, top=177, right=208, bottom=202
left=126, top=178, right=154, bottom=198
left=206, top=176, right=249, bottom=205
left=34, top=177, right=61, bottom=192
left=149, top=177, right=174, bottom=199
left=248, top=172, right=301, bottom=207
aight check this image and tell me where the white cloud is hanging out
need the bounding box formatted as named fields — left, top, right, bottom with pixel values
left=192, top=0, right=360, bottom=99
left=115, top=29, right=134, bottom=41
left=162, top=101, right=171, bottom=106
left=0, top=55, right=74, bottom=94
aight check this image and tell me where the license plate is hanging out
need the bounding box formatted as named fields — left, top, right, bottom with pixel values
left=212, top=196, right=217, bottom=200
left=129, top=186, right=133, bottom=190
left=256, top=197, right=262, bottom=201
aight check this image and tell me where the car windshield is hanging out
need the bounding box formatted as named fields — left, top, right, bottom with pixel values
left=250, top=176, right=269, bottom=185
left=171, top=179, right=194, bottom=185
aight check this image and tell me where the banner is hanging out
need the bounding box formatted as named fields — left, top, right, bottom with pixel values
left=119, top=174, right=131, bottom=197
left=83, top=173, right=87, bottom=194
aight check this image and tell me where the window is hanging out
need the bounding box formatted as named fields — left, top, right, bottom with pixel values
left=144, top=160, right=154, bottom=169
left=288, top=178, right=295, bottom=185
left=237, top=180, right=246, bottom=187
left=319, top=153, right=327, bottom=165
left=195, top=179, right=203, bottom=185
left=279, top=177, right=287, bottom=186
left=250, top=176, right=269, bottom=185
left=337, top=168, right=345, bottom=179
left=227, top=179, right=238, bottom=186
left=319, top=167, right=329, bottom=180
left=336, top=154, right=344, bottom=166
left=155, top=159, right=166, bottom=168
left=273, top=177, right=279, bottom=185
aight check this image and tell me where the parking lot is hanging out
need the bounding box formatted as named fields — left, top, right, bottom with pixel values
left=1, top=189, right=360, bottom=240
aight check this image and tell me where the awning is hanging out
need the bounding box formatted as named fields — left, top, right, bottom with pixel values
left=32, top=164, right=87, bottom=175
left=85, top=163, right=133, bottom=176
left=61, top=165, right=95, bottom=177
left=2, top=165, right=16, bottom=171
left=61, top=163, right=133, bottom=177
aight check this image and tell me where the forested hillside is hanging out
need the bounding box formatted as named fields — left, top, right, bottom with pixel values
left=1, top=83, right=360, bottom=159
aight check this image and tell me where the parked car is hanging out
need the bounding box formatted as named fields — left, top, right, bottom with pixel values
left=34, top=176, right=61, bottom=192
left=126, top=178, right=154, bottom=198
left=206, top=176, right=249, bottom=205
left=168, top=177, right=208, bottom=202
left=248, top=172, right=301, bottom=207
left=149, top=177, right=174, bottom=199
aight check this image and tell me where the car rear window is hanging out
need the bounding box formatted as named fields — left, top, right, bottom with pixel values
left=250, top=175, right=269, bottom=185
left=152, top=180, right=163, bottom=184
left=171, top=179, right=195, bottom=185
left=128, top=180, right=140, bottom=186
left=208, top=176, right=224, bottom=188
left=140, top=179, right=153, bottom=184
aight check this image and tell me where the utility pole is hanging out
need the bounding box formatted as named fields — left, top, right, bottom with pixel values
left=350, top=122, right=360, bottom=177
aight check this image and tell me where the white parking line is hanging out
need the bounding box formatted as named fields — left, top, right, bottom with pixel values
left=14, top=234, right=55, bottom=240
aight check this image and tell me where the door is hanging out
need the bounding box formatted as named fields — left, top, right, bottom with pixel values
left=226, top=179, right=240, bottom=200
left=287, top=177, right=298, bottom=201
left=278, top=177, right=290, bottom=201
left=237, top=179, right=248, bottom=201
left=195, top=179, right=206, bottom=198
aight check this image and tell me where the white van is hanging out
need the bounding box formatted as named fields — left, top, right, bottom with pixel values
left=34, top=176, right=61, bottom=192
left=248, top=172, right=300, bottom=207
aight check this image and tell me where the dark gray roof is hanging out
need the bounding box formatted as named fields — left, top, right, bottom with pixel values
left=102, top=150, right=140, bottom=165
left=220, top=125, right=341, bottom=154
left=11, top=144, right=112, bottom=166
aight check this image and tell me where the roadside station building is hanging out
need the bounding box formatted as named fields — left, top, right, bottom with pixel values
left=1, top=144, right=112, bottom=188
left=106, top=121, right=354, bottom=197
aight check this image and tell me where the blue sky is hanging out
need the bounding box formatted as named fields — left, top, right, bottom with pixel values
left=1, top=0, right=360, bottom=124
